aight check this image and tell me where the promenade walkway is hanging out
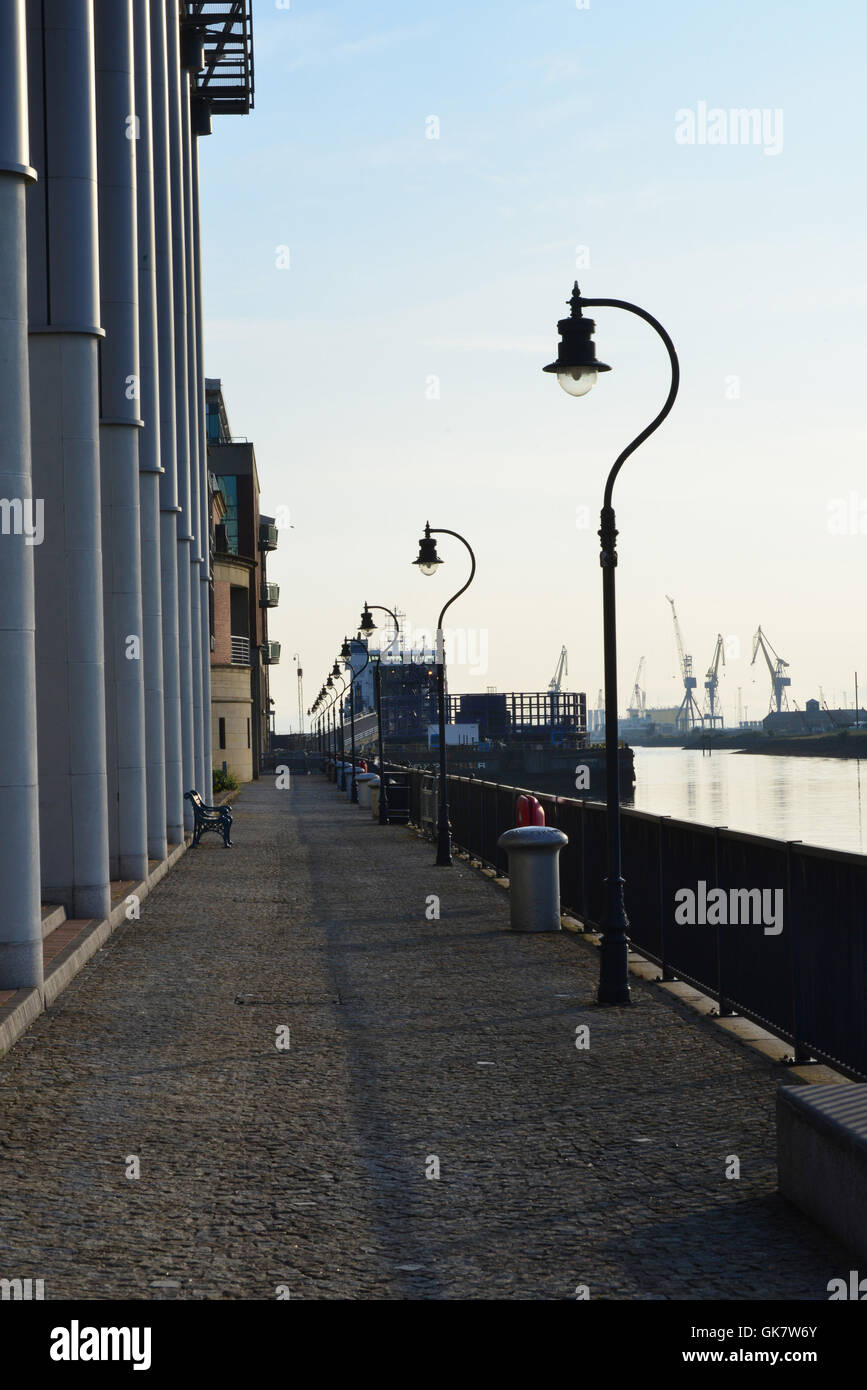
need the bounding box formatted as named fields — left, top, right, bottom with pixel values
left=0, top=776, right=848, bottom=1300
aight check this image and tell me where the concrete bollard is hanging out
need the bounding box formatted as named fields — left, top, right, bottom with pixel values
left=368, top=775, right=381, bottom=819
left=355, top=773, right=376, bottom=809
left=497, top=826, right=568, bottom=932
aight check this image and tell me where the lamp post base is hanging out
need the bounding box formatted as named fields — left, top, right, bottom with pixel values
left=435, top=809, right=452, bottom=867
left=597, top=875, right=632, bottom=1005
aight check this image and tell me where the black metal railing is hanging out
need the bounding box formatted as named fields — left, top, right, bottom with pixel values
left=402, top=771, right=867, bottom=1082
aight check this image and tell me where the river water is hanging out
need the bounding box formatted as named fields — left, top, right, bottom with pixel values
left=627, top=748, right=867, bottom=856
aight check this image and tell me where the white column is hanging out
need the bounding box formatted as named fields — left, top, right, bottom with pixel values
left=191, top=128, right=213, bottom=790
left=182, top=67, right=206, bottom=799
left=133, top=0, right=167, bottom=862
left=165, top=2, right=195, bottom=824
left=27, top=0, right=111, bottom=922
left=150, top=0, right=182, bottom=845
left=0, top=0, right=42, bottom=989
left=95, top=0, right=148, bottom=883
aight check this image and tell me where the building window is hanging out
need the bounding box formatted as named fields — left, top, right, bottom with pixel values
left=247, top=718, right=251, bottom=749
left=219, top=717, right=226, bottom=749
left=216, top=474, right=239, bottom=553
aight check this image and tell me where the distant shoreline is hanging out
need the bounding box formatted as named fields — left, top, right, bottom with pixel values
left=631, top=732, right=867, bottom=760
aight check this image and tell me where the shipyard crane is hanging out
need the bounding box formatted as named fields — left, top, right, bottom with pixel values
left=751, top=627, right=791, bottom=714
left=548, top=646, right=568, bottom=691
left=666, top=595, right=703, bottom=731
left=703, top=635, right=725, bottom=728
left=548, top=646, right=568, bottom=729
left=628, top=656, right=647, bottom=720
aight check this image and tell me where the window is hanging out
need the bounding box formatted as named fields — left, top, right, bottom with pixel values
left=219, top=717, right=226, bottom=749
left=247, top=718, right=251, bottom=749
left=216, top=474, right=239, bottom=554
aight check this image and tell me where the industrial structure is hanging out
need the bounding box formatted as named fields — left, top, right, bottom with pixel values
left=703, top=635, right=725, bottom=727
left=666, top=596, right=703, bottom=732
left=751, top=626, right=791, bottom=714
left=0, top=1, right=254, bottom=996
left=448, top=691, right=587, bottom=746
left=627, top=657, right=647, bottom=722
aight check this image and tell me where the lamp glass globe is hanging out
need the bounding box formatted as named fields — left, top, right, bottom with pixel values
left=558, top=366, right=597, bottom=397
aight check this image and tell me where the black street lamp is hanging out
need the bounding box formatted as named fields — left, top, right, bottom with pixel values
left=340, top=635, right=372, bottom=803
left=545, top=281, right=679, bottom=1004
left=360, top=602, right=401, bottom=824
left=328, top=665, right=347, bottom=780
left=413, top=522, right=476, bottom=866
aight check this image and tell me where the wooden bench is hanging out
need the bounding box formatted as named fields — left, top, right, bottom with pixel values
left=185, top=790, right=233, bottom=848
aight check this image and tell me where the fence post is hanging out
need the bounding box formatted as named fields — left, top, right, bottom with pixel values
left=787, top=840, right=810, bottom=1064
left=714, top=826, right=734, bottom=1016
left=580, top=798, right=588, bottom=925
left=659, top=817, right=676, bottom=980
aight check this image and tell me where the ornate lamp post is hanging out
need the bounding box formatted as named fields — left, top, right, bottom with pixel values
left=413, top=522, right=476, bottom=866
left=544, top=281, right=679, bottom=1004
left=340, top=636, right=373, bottom=804
left=360, top=602, right=401, bottom=824
left=328, top=665, right=347, bottom=783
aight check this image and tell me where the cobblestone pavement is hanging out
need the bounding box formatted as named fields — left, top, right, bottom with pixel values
left=0, top=777, right=849, bottom=1300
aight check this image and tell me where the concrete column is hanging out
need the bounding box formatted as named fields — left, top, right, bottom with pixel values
left=133, top=0, right=167, bottom=862
left=150, top=0, right=183, bottom=843
left=182, top=73, right=206, bottom=799
left=27, top=0, right=111, bottom=922
left=95, top=0, right=148, bottom=884
left=0, top=0, right=42, bottom=990
left=165, top=2, right=195, bottom=825
left=191, top=130, right=214, bottom=792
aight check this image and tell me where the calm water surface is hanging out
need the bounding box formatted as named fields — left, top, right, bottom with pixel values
left=628, top=748, right=867, bottom=856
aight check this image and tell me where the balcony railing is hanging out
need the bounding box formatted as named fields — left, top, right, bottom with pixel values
left=259, top=521, right=278, bottom=551
left=230, top=635, right=250, bottom=665
left=264, top=640, right=281, bottom=665
left=261, top=581, right=280, bottom=608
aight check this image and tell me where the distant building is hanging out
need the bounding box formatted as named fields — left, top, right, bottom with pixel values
left=428, top=724, right=480, bottom=749
left=207, top=380, right=279, bottom=782
left=763, top=701, right=867, bottom=735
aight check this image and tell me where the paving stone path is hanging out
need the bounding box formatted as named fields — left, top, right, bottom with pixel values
left=0, top=777, right=848, bottom=1299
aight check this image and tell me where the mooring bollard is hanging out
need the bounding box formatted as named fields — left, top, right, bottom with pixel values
left=355, top=773, right=376, bottom=809
left=497, top=826, right=568, bottom=932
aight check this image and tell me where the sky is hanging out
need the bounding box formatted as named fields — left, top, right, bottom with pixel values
left=197, top=0, right=867, bottom=731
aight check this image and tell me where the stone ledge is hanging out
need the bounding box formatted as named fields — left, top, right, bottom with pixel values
left=778, top=1083, right=867, bottom=1261
left=0, top=987, right=42, bottom=1058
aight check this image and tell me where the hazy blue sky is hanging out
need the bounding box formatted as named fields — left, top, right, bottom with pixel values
left=198, top=0, right=867, bottom=730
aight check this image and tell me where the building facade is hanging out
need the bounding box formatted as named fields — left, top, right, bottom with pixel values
left=207, top=379, right=279, bottom=782
left=0, top=1, right=254, bottom=996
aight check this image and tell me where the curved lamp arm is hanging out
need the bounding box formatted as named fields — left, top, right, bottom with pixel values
left=429, top=527, right=477, bottom=633
left=346, top=646, right=371, bottom=688
left=366, top=605, right=401, bottom=660
left=325, top=674, right=346, bottom=714
left=578, top=297, right=679, bottom=510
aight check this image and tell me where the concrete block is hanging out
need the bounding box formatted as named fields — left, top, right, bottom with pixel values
left=778, top=1083, right=867, bottom=1260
